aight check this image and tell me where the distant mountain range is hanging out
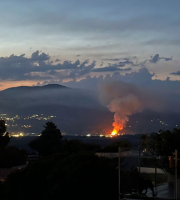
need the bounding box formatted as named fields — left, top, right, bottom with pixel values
left=1, top=84, right=68, bottom=93
left=0, top=84, right=113, bottom=135
left=0, top=84, right=180, bottom=135
left=0, top=84, right=103, bottom=110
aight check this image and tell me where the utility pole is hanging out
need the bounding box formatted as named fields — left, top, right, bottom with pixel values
left=138, top=146, right=141, bottom=175
left=155, top=159, right=157, bottom=189
left=175, top=150, right=178, bottom=200
left=138, top=146, right=141, bottom=194
left=118, top=147, right=121, bottom=200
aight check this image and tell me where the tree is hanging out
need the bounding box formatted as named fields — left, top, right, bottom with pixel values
left=139, top=134, right=149, bottom=151
left=41, top=121, right=62, bottom=141
left=102, top=140, right=131, bottom=152
left=0, top=146, right=26, bottom=168
left=29, top=121, right=62, bottom=156
left=0, top=119, right=10, bottom=150
left=61, top=139, right=101, bottom=154
left=148, top=128, right=180, bottom=176
left=4, top=152, right=118, bottom=200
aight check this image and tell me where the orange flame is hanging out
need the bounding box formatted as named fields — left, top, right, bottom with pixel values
left=110, top=123, right=124, bottom=137
left=111, top=129, right=118, bottom=136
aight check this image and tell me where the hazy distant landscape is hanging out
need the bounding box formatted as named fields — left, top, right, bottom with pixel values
left=0, top=84, right=180, bottom=136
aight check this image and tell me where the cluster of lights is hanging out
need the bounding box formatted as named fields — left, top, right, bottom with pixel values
left=21, top=125, right=32, bottom=128
left=151, top=118, right=169, bottom=126
left=10, top=133, right=24, bottom=137
left=0, top=113, right=56, bottom=130
left=1, top=113, right=56, bottom=122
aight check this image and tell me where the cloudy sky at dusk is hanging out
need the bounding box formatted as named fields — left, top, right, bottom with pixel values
left=0, top=0, right=180, bottom=90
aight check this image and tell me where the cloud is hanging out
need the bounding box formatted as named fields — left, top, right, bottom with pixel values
left=0, top=51, right=174, bottom=82
left=92, top=66, right=131, bottom=72
left=95, top=55, right=172, bottom=72
left=100, top=62, right=104, bottom=67
left=102, top=58, right=120, bottom=61
left=143, top=39, right=180, bottom=46
left=148, top=54, right=172, bottom=63
left=0, top=51, right=96, bottom=81
left=31, top=50, right=50, bottom=61
left=170, top=71, right=180, bottom=76
left=93, top=58, right=139, bottom=73
left=102, top=55, right=172, bottom=68
left=35, top=67, right=180, bottom=114
left=36, top=67, right=155, bottom=89
left=3, top=9, right=176, bottom=36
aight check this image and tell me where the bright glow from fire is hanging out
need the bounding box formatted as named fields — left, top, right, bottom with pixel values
left=109, top=118, right=125, bottom=137
left=111, top=129, right=118, bottom=136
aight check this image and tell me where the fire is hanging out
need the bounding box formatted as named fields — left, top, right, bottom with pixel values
left=110, top=119, right=124, bottom=136
left=110, top=129, right=118, bottom=136
left=111, top=129, right=117, bottom=136
left=110, top=122, right=124, bottom=137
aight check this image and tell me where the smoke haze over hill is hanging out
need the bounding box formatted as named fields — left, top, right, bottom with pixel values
left=0, top=80, right=180, bottom=135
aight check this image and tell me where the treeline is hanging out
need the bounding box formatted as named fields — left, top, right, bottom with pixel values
left=0, top=121, right=121, bottom=200
left=0, top=120, right=180, bottom=199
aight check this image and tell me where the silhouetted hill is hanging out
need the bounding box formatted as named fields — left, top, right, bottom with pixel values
left=0, top=84, right=102, bottom=109
left=1, top=84, right=68, bottom=95
left=0, top=84, right=113, bottom=135
left=0, top=84, right=180, bottom=135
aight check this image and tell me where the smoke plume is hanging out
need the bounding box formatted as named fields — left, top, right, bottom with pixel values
left=98, top=80, right=165, bottom=133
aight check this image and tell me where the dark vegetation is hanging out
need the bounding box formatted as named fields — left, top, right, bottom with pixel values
left=0, top=120, right=10, bottom=150
left=4, top=153, right=117, bottom=200
left=1, top=121, right=118, bottom=200
left=140, top=173, right=168, bottom=185
left=0, top=146, right=26, bottom=168
left=139, top=129, right=180, bottom=177
left=101, top=140, right=131, bottom=152
left=0, top=119, right=180, bottom=199
left=0, top=120, right=25, bottom=168
left=147, top=129, right=180, bottom=177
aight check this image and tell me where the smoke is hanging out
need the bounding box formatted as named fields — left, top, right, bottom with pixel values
left=98, top=80, right=166, bottom=132
left=107, top=94, right=141, bottom=131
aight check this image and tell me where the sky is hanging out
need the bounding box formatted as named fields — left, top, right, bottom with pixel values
left=0, top=0, right=180, bottom=90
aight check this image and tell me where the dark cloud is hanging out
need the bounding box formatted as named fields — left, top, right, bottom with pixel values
left=92, top=66, right=131, bottom=72
left=37, top=68, right=155, bottom=90
left=149, top=54, right=172, bottom=63
left=67, top=60, right=96, bottom=80
left=170, top=71, right=180, bottom=76
left=0, top=51, right=173, bottom=82
left=150, top=54, right=160, bottom=63
left=100, top=62, right=104, bottom=67
left=36, top=67, right=180, bottom=113
left=92, top=57, right=139, bottom=72
left=118, top=58, right=138, bottom=67
left=4, top=11, right=176, bottom=36
left=103, top=58, right=120, bottom=61
left=102, top=55, right=172, bottom=68
left=31, top=50, right=50, bottom=61
left=163, top=57, right=172, bottom=61
left=0, top=51, right=96, bottom=81
left=143, top=39, right=180, bottom=46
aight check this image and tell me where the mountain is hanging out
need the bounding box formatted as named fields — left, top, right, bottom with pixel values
left=0, top=84, right=113, bottom=135
left=1, top=84, right=68, bottom=96
left=0, top=84, right=179, bottom=135
left=0, top=84, right=103, bottom=109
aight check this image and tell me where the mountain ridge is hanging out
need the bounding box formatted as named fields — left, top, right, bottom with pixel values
left=1, top=84, right=68, bottom=93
